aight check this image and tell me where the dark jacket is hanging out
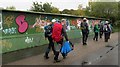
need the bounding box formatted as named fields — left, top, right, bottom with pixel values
left=44, top=24, right=53, bottom=38
left=62, top=25, right=68, bottom=41
left=81, top=22, right=89, bottom=33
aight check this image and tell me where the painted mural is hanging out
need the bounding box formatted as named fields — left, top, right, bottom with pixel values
left=3, top=27, right=17, bottom=34
left=25, top=37, right=34, bottom=44
left=0, top=13, right=2, bottom=30
left=4, top=15, right=14, bottom=27
left=2, top=11, right=104, bottom=37
left=16, top=15, right=29, bottom=33
left=0, top=40, right=12, bottom=50
left=1, top=10, right=105, bottom=53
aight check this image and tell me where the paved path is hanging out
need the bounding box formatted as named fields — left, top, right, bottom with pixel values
left=6, top=32, right=119, bottom=65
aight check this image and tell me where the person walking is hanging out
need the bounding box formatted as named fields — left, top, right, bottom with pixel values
left=103, top=21, right=110, bottom=42
left=81, top=18, right=89, bottom=45
left=108, top=22, right=112, bottom=39
left=93, top=24, right=99, bottom=41
left=44, top=19, right=56, bottom=59
left=52, top=19, right=72, bottom=62
left=99, top=21, right=104, bottom=38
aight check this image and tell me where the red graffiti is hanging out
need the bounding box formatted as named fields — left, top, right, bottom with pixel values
left=71, top=20, right=77, bottom=26
left=16, top=15, right=28, bottom=33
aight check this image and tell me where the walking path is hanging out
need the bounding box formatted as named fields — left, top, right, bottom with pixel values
left=5, top=32, right=119, bottom=65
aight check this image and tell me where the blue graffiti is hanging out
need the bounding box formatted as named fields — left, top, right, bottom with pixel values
left=3, top=27, right=17, bottom=34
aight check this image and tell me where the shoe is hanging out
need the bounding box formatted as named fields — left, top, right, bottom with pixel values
left=63, top=56, right=66, bottom=59
left=105, top=40, right=108, bottom=42
left=84, top=43, right=87, bottom=45
left=44, top=56, right=49, bottom=59
left=54, top=59, right=61, bottom=63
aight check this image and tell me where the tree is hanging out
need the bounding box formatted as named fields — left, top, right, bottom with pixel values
left=43, top=2, right=52, bottom=13
left=51, top=7, right=60, bottom=13
left=89, top=2, right=118, bottom=23
left=84, top=6, right=91, bottom=16
left=6, top=6, right=16, bottom=10
left=61, top=9, right=71, bottom=14
left=118, top=1, right=120, bottom=20
left=30, top=2, right=60, bottom=13
left=30, top=2, right=43, bottom=12
left=78, top=4, right=83, bottom=10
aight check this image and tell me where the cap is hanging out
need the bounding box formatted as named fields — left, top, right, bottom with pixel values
left=106, top=21, right=109, bottom=24
left=51, top=19, right=56, bottom=23
left=83, top=18, right=87, bottom=20
left=61, top=19, right=66, bottom=22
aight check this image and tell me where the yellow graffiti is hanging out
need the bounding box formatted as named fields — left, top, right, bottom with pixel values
left=0, top=40, right=12, bottom=49
left=35, top=27, right=44, bottom=32
left=4, top=15, right=14, bottom=27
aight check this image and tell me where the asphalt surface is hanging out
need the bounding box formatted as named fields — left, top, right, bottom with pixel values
left=4, top=32, right=119, bottom=65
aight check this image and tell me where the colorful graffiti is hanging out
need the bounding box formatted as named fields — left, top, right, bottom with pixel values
left=77, top=19, right=82, bottom=29
left=0, top=13, right=3, bottom=30
left=25, top=37, right=33, bottom=44
left=4, top=15, right=14, bottom=27
left=2, top=27, right=17, bottom=34
left=0, top=40, right=12, bottom=50
left=16, top=15, right=28, bottom=33
left=31, top=17, right=47, bottom=32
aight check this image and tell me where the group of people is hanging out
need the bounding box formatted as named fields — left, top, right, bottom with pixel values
left=43, top=18, right=112, bottom=63
left=93, top=20, right=112, bottom=42
left=44, top=19, right=74, bottom=62
left=81, top=18, right=112, bottom=46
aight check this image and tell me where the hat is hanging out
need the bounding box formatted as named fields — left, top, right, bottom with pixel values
left=51, top=19, right=56, bottom=23
left=61, top=19, right=66, bottom=22
left=106, top=21, right=109, bottom=24
left=83, top=18, right=87, bottom=20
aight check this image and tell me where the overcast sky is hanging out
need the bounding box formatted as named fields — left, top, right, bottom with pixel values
left=0, top=0, right=89, bottom=11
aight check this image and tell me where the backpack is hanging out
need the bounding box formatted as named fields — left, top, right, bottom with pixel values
left=103, top=24, right=110, bottom=32
left=52, top=23, right=63, bottom=42
left=44, top=24, right=53, bottom=37
left=81, top=22, right=89, bottom=33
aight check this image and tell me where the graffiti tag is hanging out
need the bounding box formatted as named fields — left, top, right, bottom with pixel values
left=3, top=27, right=17, bottom=34
left=16, top=15, right=28, bottom=33
left=0, top=40, right=12, bottom=50
left=25, top=37, right=33, bottom=44
left=4, top=15, right=14, bottom=27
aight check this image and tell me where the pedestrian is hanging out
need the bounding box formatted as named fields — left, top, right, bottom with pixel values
left=81, top=18, right=89, bottom=45
left=93, top=24, right=99, bottom=41
left=44, top=19, right=56, bottom=59
left=108, top=22, right=112, bottom=39
left=99, top=21, right=104, bottom=38
left=103, top=21, right=110, bottom=42
left=52, top=19, right=73, bottom=62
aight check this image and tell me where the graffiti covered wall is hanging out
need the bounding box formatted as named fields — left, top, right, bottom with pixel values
left=1, top=10, right=102, bottom=53
left=2, top=12, right=81, bottom=36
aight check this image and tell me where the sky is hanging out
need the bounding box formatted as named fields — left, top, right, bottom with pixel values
left=0, top=0, right=89, bottom=11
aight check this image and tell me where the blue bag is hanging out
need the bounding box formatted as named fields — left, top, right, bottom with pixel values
left=61, top=41, right=72, bottom=54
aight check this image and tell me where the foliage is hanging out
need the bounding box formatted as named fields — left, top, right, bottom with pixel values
left=30, top=2, right=59, bottom=13
left=6, top=6, right=16, bottom=10
left=30, top=2, right=44, bottom=12
left=89, top=2, right=118, bottom=23
left=29, top=1, right=119, bottom=26
left=43, top=2, right=52, bottom=13
left=51, top=7, right=60, bottom=13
